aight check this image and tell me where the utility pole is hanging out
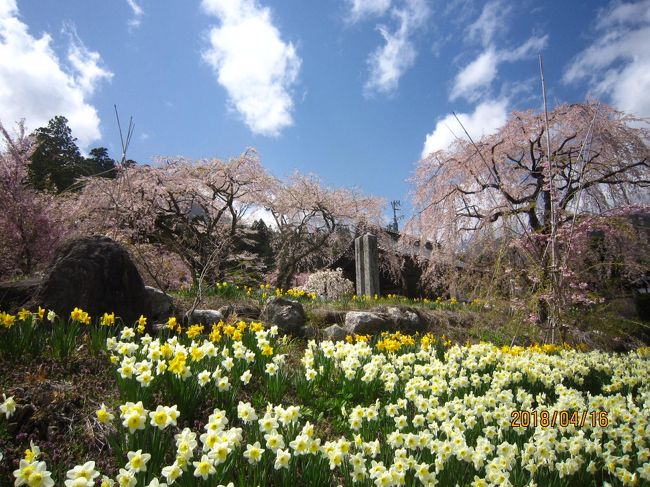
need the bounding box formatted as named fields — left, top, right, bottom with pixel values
left=389, top=200, right=401, bottom=233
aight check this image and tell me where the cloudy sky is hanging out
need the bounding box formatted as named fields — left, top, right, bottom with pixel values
left=1, top=0, right=649, bottom=219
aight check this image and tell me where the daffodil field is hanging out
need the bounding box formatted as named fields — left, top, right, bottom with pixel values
left=1, top=307, right=650, bottom=486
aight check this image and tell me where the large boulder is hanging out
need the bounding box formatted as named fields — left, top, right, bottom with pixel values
left=217, top=303, right=261, bottom=320
left=189, top=309, right=225, bottom=326
left=323, top=324, right=349, bottom=341
left=383, top=307, right=425, bottom=334
left=344, top=306, right=426, bottom=335
left=344, top=311, right=392, bottom=335
left=260, top=297, right=306, bottom=335
left=36, top=236, right=150, bottom=326
left=300, top=324, right=321, bottom=340
left=0, top=278, right=42, bottom=312
left=144, top=286, right=174, bottom=322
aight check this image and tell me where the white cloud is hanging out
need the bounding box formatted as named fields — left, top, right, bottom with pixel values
left=64, top=25, right=113, bottom=96
left=125, top=0, right=144, bottom=29
left=450, top=0, right=547, bottom=102
left=500, top=34, right=548, bottom=63
left=346, top=0, right=392, bottom=22
left=364, top=0, right=429, bottom=96
left=365, top=25, right=416, bottom=95
left=450, top=49, right=498, bottom=101
left=598, top=0, right=650, bottom=26
left=421, top=99, right=509, bottom=158
left=467, top=0, right=510, bottom=46
left=450, top=34, right=547, bottom=101
left=201, top=0, right=301, bottom=136
left=563, top=0, right=650, bottom=118
left=0, top=0, right=112, bottom=149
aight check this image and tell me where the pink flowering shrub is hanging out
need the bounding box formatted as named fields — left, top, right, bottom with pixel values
left=0, top=121, right=63, bottom=279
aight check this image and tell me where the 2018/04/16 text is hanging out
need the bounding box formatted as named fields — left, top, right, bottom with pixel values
left=510, top=410, right=609, bottom=428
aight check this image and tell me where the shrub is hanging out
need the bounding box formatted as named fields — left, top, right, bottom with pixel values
left=0, top=121, right=63, bottom=279
left=302, top=268, right=354, bottom=301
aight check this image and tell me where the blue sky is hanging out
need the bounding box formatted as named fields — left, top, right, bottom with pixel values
left=1, top=0, right=649, bottom=221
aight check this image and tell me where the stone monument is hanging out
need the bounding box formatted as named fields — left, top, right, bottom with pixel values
left=354, top=233, right=380, bottom=297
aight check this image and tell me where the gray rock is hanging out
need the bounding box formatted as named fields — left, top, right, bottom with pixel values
left=344, top=311, right=392, bottom=335
left=218, top=303, right=261, bottom=320
left=260, top=297, right=306, bottom=335
left=190, top=309, right=224, bottom=326
left=344, top=307, right=426, bottom=335
left=300, top=325, right=320, bottom=340
left=0, top=278, right=42, bottom=312
left=323, top=324, right=349, bottom=341
left=384, top=307, right=425, bottom=333
left=144, top=286, right=173, bottom=321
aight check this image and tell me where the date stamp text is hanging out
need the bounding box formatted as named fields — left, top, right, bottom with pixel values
left=510, top=410, right=609, bottom=428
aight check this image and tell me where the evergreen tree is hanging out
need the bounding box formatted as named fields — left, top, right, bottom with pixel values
left=86, top=147, right=117, bottom=178
left=28, top=116, right=86, bottom=192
